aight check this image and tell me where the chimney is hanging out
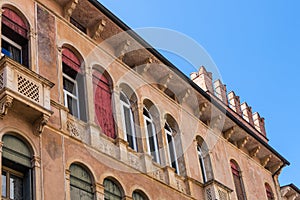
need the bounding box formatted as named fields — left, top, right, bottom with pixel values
left=253, top=112, right=266, bottom=136
left=213, top=79, right=228, bottom=105
left=241, top=102, right=254, bottom=125
left=190, top=66, right=213, bottom=93
left=228, top=91, right=242, bottom=115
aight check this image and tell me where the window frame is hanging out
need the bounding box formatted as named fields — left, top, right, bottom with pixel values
left=103, top=179, right=122, bottom=200
left=63, top=72, right=80, bottom=118
left=120, top=91, right=137, bottom=151
left=143, top=107, right=160, bottom=164
left=2, top=166, right=24, bottom=200
left=1, top=35, right=23, bottom=63
left=197, top=145, right=207, bottom=183
left=164, top=122, right=179, bottom=174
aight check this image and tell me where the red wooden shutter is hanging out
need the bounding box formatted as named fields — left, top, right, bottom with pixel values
left=231, top=161, right=245, bottom=200
left=92, top=70, right=115, bottom=139
left=265, top=184, right=274, bottom=200
left=2, top=8, right=28, bottom=38
left=62, top=48, right=82, bottom=73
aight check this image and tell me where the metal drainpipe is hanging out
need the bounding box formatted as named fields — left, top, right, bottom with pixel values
left=272, top=163, right=286, bottom=200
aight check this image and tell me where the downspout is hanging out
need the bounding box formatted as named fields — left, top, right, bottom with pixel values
left=272, top=163, right=287, bottom=200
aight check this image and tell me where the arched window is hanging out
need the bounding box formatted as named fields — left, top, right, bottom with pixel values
left=69, top=163, right=94, bottom=200
left=265, top=183, right=274, bottom=200
left=62, top=47, right=86, bottom=121
left=165, top=122, right=179, bottom=174
left=120, top=91, right=137, bottom=151
left=2, top=134, right=33, bottom=199
left=143, top=107, right=160, bottom=163
left=92, top=69, right=115, bottom=138
left=196, top=136, right=212, bottom=183
left=1, top=7, right=29, bottom=67
left=132, top=190, right=148, bottom=200
left=230, top=160, right=246, bottom=200
left=103, top=179, right=122, bottom=200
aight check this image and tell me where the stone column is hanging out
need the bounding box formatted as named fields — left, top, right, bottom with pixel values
left=113, top=86, right=129, bottom=162
left=131, top=102, right=142, bottom=153
left=160, top=116, right=169, bottom=167
left=112, top=85, right=125, bottom=140
left=84, top=65, right=96, bottom=124
left=65, top=169, right=71, bottom=200
left=31, top=155, right=42, bottom=200
left=28, top=28, right=37, bottom=72
left=56, top=46, right=64, bottom=105
left=95, top=183, right=105, bottom=200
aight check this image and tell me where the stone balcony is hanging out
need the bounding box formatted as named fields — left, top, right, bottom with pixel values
left=0, top=56, right=54, bottom=135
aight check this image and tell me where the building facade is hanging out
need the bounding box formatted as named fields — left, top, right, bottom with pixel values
left=0, top=0, right=295, bottom=199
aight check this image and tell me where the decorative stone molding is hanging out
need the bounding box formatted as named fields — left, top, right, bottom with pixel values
left=31, top=155, right=41, bottom=168
left=65, top=169, right=71, bottom=181
left=158, top=73, right=173, bottom=92
left=269, top=163, right=282, bottom=174
left=0, top=141, right=4, bottom=153
left=115, top=40, right=131, bottom=60
left=128, top=153, right=142, bottom=171
left=28, top=28, right=37, bottom=39
left=64, top=0, right=78, bottom=21
left=178, top=89, right=191, bottom=103
left=33, top=114, right=50, bottom=136
left=66, top=120, right=80, bottom=137
left=261, top=155, right=272, bottom=167
left=249, top=146, right=260, bottom=157
left=223, top=126, right=236, bottom=140
left=0, top=94, right=13, bottom=119
left=152, top=169, right=165, bottom=182
left=136, top=57, right=153, bottom=75
left=196, top=102, right=208, bottom=117
left=91, top=19, right=106, bottom=40
left=209, top=114, right=223, bottom=129
left=237, top=136, right=249, bottom=149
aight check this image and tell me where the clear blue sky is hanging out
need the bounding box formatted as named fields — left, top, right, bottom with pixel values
left=98, top=0, right=300, bottom=186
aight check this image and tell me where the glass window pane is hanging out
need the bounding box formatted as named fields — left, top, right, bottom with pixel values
left=104, top=179, right=122, bottom=200
left=63, top=77, right=76, bottom=94
left=10, top=174, right=23, bottom=200
left=124, top=107, right=134, bottom=148
left=67, top=95, right=79, bottom=118
left=133, top=191, right=146, bottom=200
left=1, top=39, right=21, bottom=63
left=2, top=172, right=7, bottom=197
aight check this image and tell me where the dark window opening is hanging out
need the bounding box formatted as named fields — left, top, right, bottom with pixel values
left=70, top=17, right=86, bottom=33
